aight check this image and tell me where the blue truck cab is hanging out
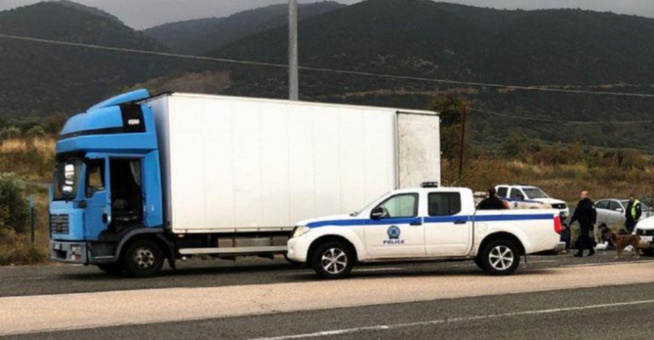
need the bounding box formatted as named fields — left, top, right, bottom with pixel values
left=49, top=89, right=171, bottom=277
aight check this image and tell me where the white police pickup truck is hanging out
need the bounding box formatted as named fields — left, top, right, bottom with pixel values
left=287, top=185, right=565, bottom=279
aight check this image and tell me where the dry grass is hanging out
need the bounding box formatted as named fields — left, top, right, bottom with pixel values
left=0, top=137, right=56, bottom=181
left=0, top=188, right=51, bottom=265
left=446, top=158, right=654, bottom=203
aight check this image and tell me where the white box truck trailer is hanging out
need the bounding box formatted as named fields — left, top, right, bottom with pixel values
left=49, top=90, right=440, bottom=277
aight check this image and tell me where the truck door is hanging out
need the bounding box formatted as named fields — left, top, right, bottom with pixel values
left=109, top=158, right=144, bottom=230
left=83, top=158, right=111, bottom=240
left=396, top=112, right=440, bottom=188
left=424, top=192, right=473, bottom=256
left=364, top=192, right=425, bottom=257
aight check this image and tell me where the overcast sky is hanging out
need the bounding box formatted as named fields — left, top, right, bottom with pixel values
left=2, top=0, right=654, bottom=29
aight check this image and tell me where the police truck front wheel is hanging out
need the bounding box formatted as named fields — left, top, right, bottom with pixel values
left=311, top=241, right=354, bottom=279
left=480, top=239, right=520, bottom=276
left=123, top=240, right=164, bottom=278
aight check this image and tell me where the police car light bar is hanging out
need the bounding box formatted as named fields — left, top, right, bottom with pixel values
left=421, top=181, right=439, bottom=188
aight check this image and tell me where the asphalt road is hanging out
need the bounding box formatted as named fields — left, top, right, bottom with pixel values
left=1, top=250, right=653, bottom=339
left=7, top=282, right=654, bottom=340
left=0, top=250, right=651, bottom=297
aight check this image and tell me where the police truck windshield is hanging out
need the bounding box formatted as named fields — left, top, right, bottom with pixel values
left=522, top=188, right=549, bottom=199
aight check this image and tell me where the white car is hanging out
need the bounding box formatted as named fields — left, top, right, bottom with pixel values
left=595, top=199, right=654, bottom=226
left=287, top=185, right=564, bottom=279
left=634, top=217, right=654, bottom=256
left=495, top=185, right=569, bottom=220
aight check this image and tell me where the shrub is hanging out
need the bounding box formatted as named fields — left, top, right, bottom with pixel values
left=25, top=126, right=45, bottom=138
left=0, top=126, right=21, bottom=141
left=0, top=173, right=29, bottom=233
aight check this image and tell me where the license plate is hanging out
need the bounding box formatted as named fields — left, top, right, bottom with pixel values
left=53, top=242, right=62, bottom=250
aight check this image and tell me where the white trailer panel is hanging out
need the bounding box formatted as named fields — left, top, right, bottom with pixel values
left=151, top=93, right=438, bottom=233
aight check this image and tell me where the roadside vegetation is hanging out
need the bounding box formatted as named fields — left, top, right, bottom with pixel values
left=0, top=123, right=57, bottom=265
left=434, top=93, right=653, bottom=203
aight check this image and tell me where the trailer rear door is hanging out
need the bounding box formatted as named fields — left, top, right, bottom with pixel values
left=396, top=112, right=441, bottom=188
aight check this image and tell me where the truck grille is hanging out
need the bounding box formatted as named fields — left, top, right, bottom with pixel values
left=551, top=203, right=567, bottom=210
left=637, top=229, right=654, bottom=236
left=50, top=214, right=70, bottom=234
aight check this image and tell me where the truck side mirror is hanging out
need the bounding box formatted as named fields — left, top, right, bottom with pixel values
left=371, top=207, right=385, bottom=220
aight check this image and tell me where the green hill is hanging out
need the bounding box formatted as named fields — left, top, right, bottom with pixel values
left=0, top=2, right=176, bottom=118
left=205, top=0, right=654, bottom=150
left=143, top=1, right=345, bottom=55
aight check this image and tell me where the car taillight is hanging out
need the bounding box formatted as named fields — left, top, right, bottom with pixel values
left=554, top=215, right=562, bottom=234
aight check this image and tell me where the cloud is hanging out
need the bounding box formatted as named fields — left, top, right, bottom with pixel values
left=1, top=0, right=653, bottom=29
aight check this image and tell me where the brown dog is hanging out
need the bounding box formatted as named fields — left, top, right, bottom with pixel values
left=601, top=227, right=648, bottom=259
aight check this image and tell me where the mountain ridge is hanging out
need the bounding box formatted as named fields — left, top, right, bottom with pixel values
left=143, top=1, right=346, bottom=55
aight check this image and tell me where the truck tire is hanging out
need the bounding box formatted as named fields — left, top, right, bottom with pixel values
left=311, top=241, right=354, bottom=279
left=96, top=263, right=124, bottom=276
left=480, top=239, right=520, bottom=276
left=123, top=240, right=164, bottom=278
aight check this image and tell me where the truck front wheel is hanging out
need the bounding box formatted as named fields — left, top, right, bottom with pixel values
left=311, top=241, right=354, bottom=279
left=480, top=240, right=520, bottom=276
left=123, top=240, right=164, bottom=278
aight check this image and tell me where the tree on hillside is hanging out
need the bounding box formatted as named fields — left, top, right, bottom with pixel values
left=429, top=93, right=468, bottom=161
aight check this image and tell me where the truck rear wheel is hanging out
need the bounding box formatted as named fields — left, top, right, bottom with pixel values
left=97, top=263, right=124, bottom=276
left=480, top=240, right=520, bottom=276
left=123, top=240, right=164, bottom=278
left=311, top=241, right=354, bottom=279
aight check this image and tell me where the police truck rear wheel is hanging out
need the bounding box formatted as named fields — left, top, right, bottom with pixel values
left=311, top=241, right=354, bottom=279
left=480, top=240, right=520, bottom=276
left=123, top=240, right=164, bottom=278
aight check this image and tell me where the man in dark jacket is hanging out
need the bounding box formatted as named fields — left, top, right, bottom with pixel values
left=624, top=195, right=642, bottom=233
left=477, top=188, right=509, bottom=210
left=570, top=190, right=597, bottom=257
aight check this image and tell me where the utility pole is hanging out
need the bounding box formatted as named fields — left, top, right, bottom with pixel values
left=288, top=0, right=299, bottom=100
left=458, top=105, right=467, bottom=178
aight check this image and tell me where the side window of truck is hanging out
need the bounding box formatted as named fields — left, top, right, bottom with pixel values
left=428, top=193, right=462, bottom=216
left=497, top=187, right=508, bottom=198
left=86, top=160, right=105, bottom=198
left=509, top=188, right=523, bottom=199
left=376, top=194, right=418, bottom=218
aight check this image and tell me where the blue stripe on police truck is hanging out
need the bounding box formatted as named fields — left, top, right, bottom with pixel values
left=306, top=214, right=553, bottom=228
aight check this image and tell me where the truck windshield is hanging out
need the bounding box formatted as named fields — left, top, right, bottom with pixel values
left=52, top=160, right=83, bottom=201
left=523, top=188, right=549, bottom=199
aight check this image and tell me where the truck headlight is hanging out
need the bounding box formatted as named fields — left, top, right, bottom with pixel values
left=292, top=225, right=311, bottom=238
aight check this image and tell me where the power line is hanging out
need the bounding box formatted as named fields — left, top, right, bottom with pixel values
left=2, top=32, right=654, bottom=99
left=0, top=33, right=289, bottom=69
left=469, top=107, right=654, bottom=124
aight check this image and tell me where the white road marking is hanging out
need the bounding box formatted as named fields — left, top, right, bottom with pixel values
left=250, top=299, right=654, bottom=340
